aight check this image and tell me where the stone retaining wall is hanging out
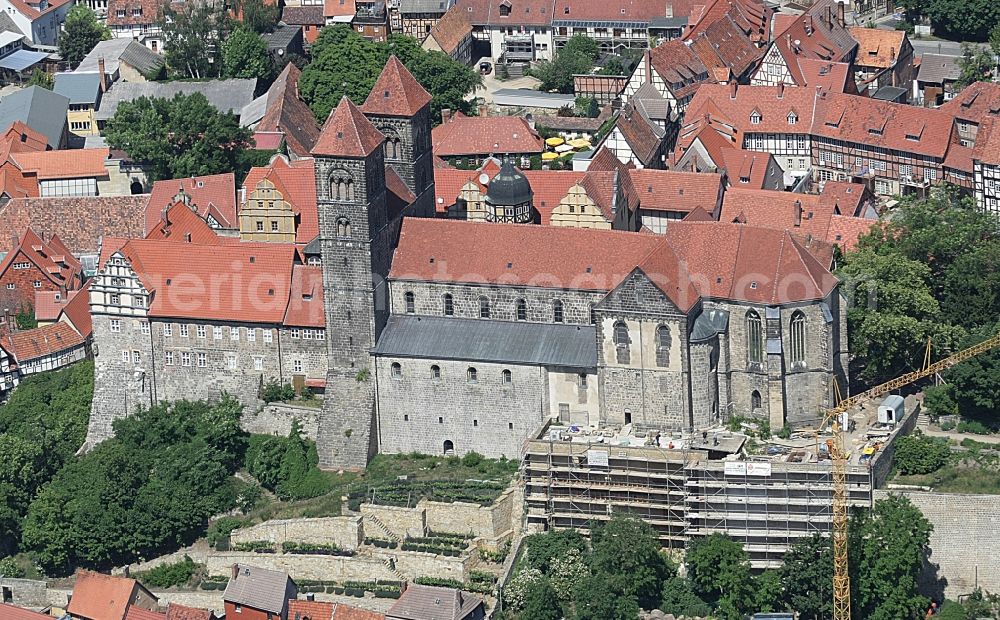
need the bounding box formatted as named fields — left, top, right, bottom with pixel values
left=241, top=403, right=321, bottom=441
left=206, top=548, right=474, bottom=582
left=230, top=516, right=363, bottom=551
left=360, top=504, right=425, bottom=539
left=420, top=487, right=517, bottom=546
left=0, top=578, right=48, bottom=608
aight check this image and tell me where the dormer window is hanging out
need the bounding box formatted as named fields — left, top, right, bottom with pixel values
left=498, top=1, right=511, bottom=16
left=787, top=112, right=797, bottom=125
left=868, top=127, right=882, bottom=136
left=750, top=111, right=761, bottom=125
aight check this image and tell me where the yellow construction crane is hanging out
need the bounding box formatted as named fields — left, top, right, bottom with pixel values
left=818, top=331, right=1000, bottom=620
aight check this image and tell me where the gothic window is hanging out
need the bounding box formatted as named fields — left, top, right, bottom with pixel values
left=790, top=311, right=806, bottom=367
left=329, top=170, right=354, bottom=201
left=613, top=320, right=630, bottom=364
left=467, top=367, right=478, bottom=383
left=656, top=324, right=672, bottom=367
left=479, top=296, right=491, bottom=319
left=553, top=299, right=564, bottom=323
left=501, top=369, right=512, bottom=385
left=443, top=294, right=454, bottom=316
left=404, top=291, right=415, bottom=314
left=391, top=362, right=402, bottom=378
left=431, top=364, right=441, bottom=379
left=516, top=298, right=527, bottom=321
left=336, top=217, right=351, bottom=238
left=751, top=390, right=762, bottom=411
left=747, top=310, right=763, bottom=365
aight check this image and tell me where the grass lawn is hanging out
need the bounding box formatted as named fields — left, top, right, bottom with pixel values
left=245, top=452, right=518, bottom=522
left=894, top=449, right=1000, bottom=494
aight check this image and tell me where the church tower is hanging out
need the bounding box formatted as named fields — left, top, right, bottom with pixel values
left=361, top=55, right=436, bottom=218
left=312, top=96, right=388, bottom=469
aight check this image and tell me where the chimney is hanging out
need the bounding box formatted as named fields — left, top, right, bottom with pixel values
left=98, top=57, right=107, bottom=93
left=778, top=81, right=785, bottom=98
left=836, top=1, right=845, bottom=27
left=891, top=46, right=896, bottom=62
left=231, top=564, right=239, bottom=581
left=665, top=2, right=673, bottom=18
left=305, top=593, right=315, bottom=602
left=825, top=4, right=832, bottom=26
left=804, top=17, right=812, bottom=36
left=478, top=104, right=488, bottom=117
left=794, top=200, right=803, bottom=227
left=441, top=108, right=451, bottom=123
left=730, top=81, right=737, bottom=99
left=161, top=206, right=170, bottom=227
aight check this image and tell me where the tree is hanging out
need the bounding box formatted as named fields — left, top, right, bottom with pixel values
left=518, top=579, right=561, bottom=620
left=923, top=384, right=959, bottom=418
left=573, top=573, right=641, bottom=620
left=660, top=576, right=712, bottom=617
left=104, top=93, right=253, bottom=182
left=754, top=570, right=784, bottom=613
left=780, top=535, right=833, bottom=620
left=590, top=517, right=674, bottom=609
left=503, top=567, right=542, bottom=612
left=233, top=0, right=280, bottom=33
left=298, top=26, right=481, bottom=124
left=547, top=548, right=590, bottom=606
left=937, top=600, right=970, bottom=620
left=943, top=324, right=1000, bottom=421
left=530, top=34, right=598, bottom=93
left=523, top=528, right=588, bottom=574
left=849, top=495, right=933, bottom=620
left=59, top=5, right=111, bottom=65
left=223, top=26, right=272, bottom=80
left=991, top=23, right=1000, bottom=60
left=160, top=0, right=227, bottom=79
left=925, top=0, right=1000, bottom=42
left=894, top=431, right=951, bottom=475
left=686, top=533, right=755, bottom=620
left=26, top=69, right=52, bottom=90
left=597, top=55, right=627, bottom=76
left=956, top=42, right=995, bottom=90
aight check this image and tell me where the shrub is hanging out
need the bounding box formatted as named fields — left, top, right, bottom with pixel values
left=261, top=380, right=295, bottom=403
left=957, top=419, right=993, bottom=435
left=0, top=556, right=26, bottom=578
left=895, top=432, right=951, bottom=475
left=207, top=517, right=249, bottom=549
left=777, top=424, right=792, bottom=440
left=415, top=576, right=464, bottom=589
left=941, top=420, right=957, bottom=431
left=232, top=540, right=275, bottom=553
left=139, top=556, right=200, bottom=588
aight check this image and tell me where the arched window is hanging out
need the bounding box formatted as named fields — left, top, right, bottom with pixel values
left=553, top=299, right=564, bottom=323
left=391, top=362, right=402, bottom=379
left=746, top=310, right=763, bottom=365
left=790, top=311, right=806, bottom=366
left=336, top=217, right=351, bottom=238
left=656, top=324, right=672, bottom=367
left=479, top=296, right=490, bottom=319
left=329, top=171, right=354, bottom=201
left=501, top=369, right=512, bottom=385
left=404, top=291, right=415, bottom=314
left=516, top=299, right=527, bottom=321
left=443, top=439, right=455, bottom=454
left=467, top=367, right=478, bottom=383
left=613, top=320, right=630, bottom=364
left=443, top=294, right=454, bottom=316
left=751, top=390, right=762, bottom=411
left=431, top=364, right=441, bottom=379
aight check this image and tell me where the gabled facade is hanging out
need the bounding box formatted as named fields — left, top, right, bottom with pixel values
left=751, top=0, right=856, bottom=87
left=623, top=40, right=711, bottom=115
left=0, top=228, right=82, bottom=312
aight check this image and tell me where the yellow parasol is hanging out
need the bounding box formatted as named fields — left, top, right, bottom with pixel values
left=545, top=137, right=565, bottom=147
left=541, top=152, right=559, bottom=161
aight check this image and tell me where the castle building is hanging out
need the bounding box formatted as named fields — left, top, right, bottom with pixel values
left=86, top=56, right=848, bottom=468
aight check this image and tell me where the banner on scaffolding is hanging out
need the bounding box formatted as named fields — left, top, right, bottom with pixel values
left=723, top=462, right=746, bottom=475
left=586, top=449, right=609, bottom=467
left=747, top=462, right=772, bottom=476
left=723, top=462, right=772, bottom=476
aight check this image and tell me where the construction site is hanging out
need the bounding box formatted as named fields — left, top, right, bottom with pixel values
left=522, top=395, right=918, bottom=568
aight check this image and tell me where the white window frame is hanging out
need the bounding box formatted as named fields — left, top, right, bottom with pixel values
left=110, top=319, right=121, bottom=333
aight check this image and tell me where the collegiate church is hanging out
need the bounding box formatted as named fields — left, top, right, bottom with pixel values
left=86, top=57, right=848, bottom=468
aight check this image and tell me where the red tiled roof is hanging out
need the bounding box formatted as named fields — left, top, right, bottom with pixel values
left=432, top=113, right=542, bottom=157
left=719, top=149, right=777, bottom=189
left=332, top=604, right=384, bottom=620
left=12, top=148, right=109, bottom=180
left=426, top=6, right=473, bottom=55
left=770, top=0, right=856, bottom=84
left=126, top=607, right=167, bottom=620
left=629, top=169, right=722, bottom=212
left=324, top=0, right=355, bottom=18
left=849, top=27, right=906, bottom=69
left=107, top=0, right=158, bottom=25
left=34, top=289, right=73, bottom=321
left=0, top=196, right=148, bottom=255
left=0, top=603, right=51, bottom=620
left=289, top=600, right=334, bottom=620
left=60, top=280, right=92, bottom=338
left=827, top=214, right=877, bottom=251
left=645, top=40, right=709, bottom=101
left=104, top=239, right=298, bottom=323
left=0, top=228, right=82, bottom=289
left=941, top=81, right=1000, bottom=122
left=1, top=121, right=48, bottom=153
left=165, top=603, right=213, bottom=620
left=362, top=56, right=432, bottom=117
left=67, top=571, right=146, bottom=620
left=255, top=64, right=321, bottom=159
left=147, top=173, right=238, bottom=233
left=283, top=5, right=324, bottom=24
left=973, top=117, right=1000, bottom=166
left=313, top=96, right=385, bottom=158
left=684, top=0, right=771, bottom=44
left=820, top=180, right=872, bottom=217
left=242, top=157, right=319, bottom=244
left=283, top=264, right=325, bottom=327
left=391, top=218, right=838, bottom=309
left=688, top=9, right=764, bottom=79
left=614, top=104, right=663, bottom=165
left=145, top=201, right=231, bottom=245
left=687, top=83, right=819, bottom=140
left=795, top=58, right=852, bottom=92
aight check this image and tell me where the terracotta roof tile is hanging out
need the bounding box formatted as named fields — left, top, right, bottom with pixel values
left=67, top=571, right=149, bottom=620
left=12, top=148, right=108, bottom=180
left=426, top=6, right=473, bottom=55
left=255, top=64, right=321, bottom=159
left=242, top=157, right=319, bottom=244
left=769, top=0, right=856, bottom=84
left=362, top=56, right=432, bottom=117
left=973, top=117, right=1000, bottom=166
left=283, top=5, right=324, bottom=24
left=126, top=608, right=167, bottom=620
left=795, top=58, right=852, bottom=92
left=34, top=289, right=73, bottom=321
left=147, top=173, right=237, bottom=232
left=820, top=180, right=872, bottom=217
left=145, top=202, right=233, bottom=245
left=432, top=113, right=542, bottom=157
left=313, top=96, right=385, bottom=158
left=0, top=603, right=51, bottom=620
left=718, top=149, right=779, bottom=189
left=283, top=264, right=325, bottom=327
left=941, top=81, right=1000, bottom=122
left=289, top=600, right=334, bottom=620
left=645, top=40, right=710, bottom=101
left=0, top=196, right=146, bottom=255
left=629, top=169, right=722, bottom=212
left=688, top=10, right=763, bottom=79
left=60, top=280, right=92, bottom=338
left=164, top=603, right=213, bottom=620
left=0, top=228, right=82, bottom=289
left=0, top=121, right=48, bottom=153
left=107, top=0, right=158, bottom=25
left=613, top=104, right=663, bottom=165
left=849, top=27, right=906, bottom=69
left=332, top=604, right=383, bottom=620
left=324, top=0, right=355, bottom=18
left=684, top=0, right=771, bottom=44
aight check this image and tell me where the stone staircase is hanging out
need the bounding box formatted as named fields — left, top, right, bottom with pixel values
left=917, top=411, right=931, bottom=429
left=381, top=556, right=408, bottom=582
left=366, top=513, right=401, bottom=543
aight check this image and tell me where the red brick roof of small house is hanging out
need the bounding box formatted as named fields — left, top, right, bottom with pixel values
left=34, top=288, right=76, bottom=321
left=288, top=599, right=385, bottom=620
left=682, top=205, right=716, bottom=221
left=107, top=0, right=159, bottom=25
left=687, top=9, right=764, bottom=80
left=125, top=608, right=167, bottom=620
left=426, top=6, right=473, bottom=56
left=1, top=323, right=85, bottom=364
left=242, top=156, right=319, bottom=244
left=820, top=180, right=872, bottom=217
left=0, top=196, right=149, bottom=255
left=686, top=84, right=820, bottom=142
left=0, top=228, right=82, bottom=289
left=66, top=570, right=153, bottom=620
left=254, top=64, right=321, bottom=159
left=795, top=58, right=853, bottom=93
left=324, top=0, right=356, bottom=18
left=12, top=148, right=109, bottom=181
left=718, top=148, right=778, bottom=189
left=973, top=117, right=1000, bottom=166
left=629, top=169, right=722, bottom=213
left=613, top=104, right=663, bottom=165
left=60, top=280, right=92, bottom=338
left=1, top=121, right=49, bottom=153
left=849, top=27, right=907, bottom=69
left=147, top=173, right=238, bottom=233
left=283, top=264, right=325, bottom=328
left=145, top=201, right=234, bottom=245
left=644, top=40, right=710, bottom=102
left=283, top=5, right=325, bottom=24
left=390, top=218, right=838, bottom=310
left=0, top=151, right=40, bottom=202
left=940, top=81, right=1000, bottom=123
left=312, top=96, right=385, bottom=158
left=770, top=0, right=857, bottom=84
left=164, top=603, right=214, bottom=620
left=431, top=113, right=542, bottom=157
left=0, top=603, right=52, bottom=620
left=362, top=56, right=432, bottom=118
left=684, top=0, right=771, bottom=45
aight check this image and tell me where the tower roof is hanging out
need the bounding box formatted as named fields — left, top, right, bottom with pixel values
left=485, top=160, right=532, bottom=206
left=312, top=96, right=385, bottom=158
left=361, top=55, right=432, bottom=117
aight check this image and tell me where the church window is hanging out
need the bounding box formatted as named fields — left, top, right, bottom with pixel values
left=656, top=324, right=672, bottom=367
left=502, top=369, right=512, bottom=385
left=479, top=296, right=491, bottom=318
left=751, top=390, right=762, bottom=411
left=337, top=218, right=351, bottom=238
left=746, top=310, right=763, bottom=365
left=431, top=364, right=440, bottom=379
left=443, top=294, right=454, bottom=316
left=516, top=298, right=527, bottom=321
left=553, top=299, right=564, bottom=323
left=467, top=367, right=478, bottom=383
left=330, top=171, right=355, bottom=201
left=790, top=311, right=806, bottom=367
left=391, top=362, right=402, bottom=378
left=613, top=321, right=630, bottom=364
left=404, top=291, right=415, bottom=314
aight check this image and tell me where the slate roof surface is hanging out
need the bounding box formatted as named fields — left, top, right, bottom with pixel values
left=0, top=86, right=69, bottom=148
left=0, top=195, right=149, bottom=254
left=374, top=315, right=598, bottom=368
left=916, top=53, right=961, bottom=84
left=97, top=79, right=257, bottom=121
left=53, top=72, right=102, bottom=105
left=76, top=38, right=165, bottom=76
left=223, top=565, right=293, bottom=615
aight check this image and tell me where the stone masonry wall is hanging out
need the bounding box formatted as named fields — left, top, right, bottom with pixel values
left=241, top=403, right=321, bottom=441
left=230, top=516, right=363, bottom=551
left=420, top=486, right=517, bottom=544
left=361, top=503, right=426, bottom=539
left=375, top=356, right=547, bottom=459
left=874, top=490, right=1000, bottom=600
left=0, top=578, right=48, bottom=608
left=206, top=549, right=473, bottom=582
